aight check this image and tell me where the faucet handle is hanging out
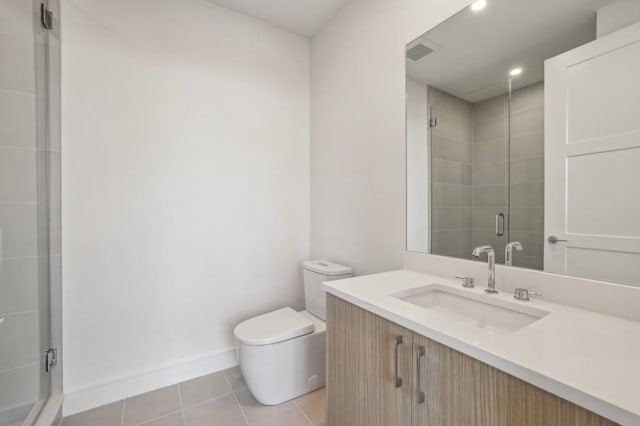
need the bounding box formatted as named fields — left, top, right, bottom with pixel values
left=455, top=276, right=475, bottom=288
left=513, top=288, right=542, bottom=302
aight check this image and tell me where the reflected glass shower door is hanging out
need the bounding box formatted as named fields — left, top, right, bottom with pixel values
left=0, top=1, right=61, bottom=425
left=469, top=91, right=510, bottom=264
left=428, top=86, right=474, bottom=259
left=508, top=82, right=545, bottom=270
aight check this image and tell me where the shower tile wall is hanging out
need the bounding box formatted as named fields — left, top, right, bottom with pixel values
left=471, top=94, right=509, bottom=264
left=0, top=0, right=61, bottom=423
left=469, top=82, right=544, bottom=268
left=428, top=87, right=473, bottom=259
left=0, top=3, right=41, bottom=422
left=510, top=82, right=544, bottom=270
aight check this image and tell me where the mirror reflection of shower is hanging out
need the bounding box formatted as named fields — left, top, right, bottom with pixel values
left=407, top=62, right=545, bottom=268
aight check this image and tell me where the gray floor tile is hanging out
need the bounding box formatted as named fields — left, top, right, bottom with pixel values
left=179, top=372, right=231, bottom=408
left=123, top=386, right=182, bottom=426
left=183, top=394, right=246, bottom=426
left=61, top=373, right=326, bottom=426
left=61, top=401, right=123, bottom=426
left=138, top=411, right=185, bottom=426
left=235, top=388, right=309, bottom=426
left=295, top=388, right=326, bottom=426
left=223, top=367, right=247, bottom=391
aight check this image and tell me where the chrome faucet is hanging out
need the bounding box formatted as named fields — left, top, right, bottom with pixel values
left=472, top=245, right=497, bottom=294
left=505, top=241, right=523, bottom=267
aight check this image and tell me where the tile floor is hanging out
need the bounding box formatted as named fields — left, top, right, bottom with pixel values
left=61, top=367, right=326, bottom=426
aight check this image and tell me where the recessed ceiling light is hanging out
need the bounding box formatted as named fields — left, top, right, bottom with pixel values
left=509, top=67, right=523, bottom=76
left=471, top=0, right=487, bottom=11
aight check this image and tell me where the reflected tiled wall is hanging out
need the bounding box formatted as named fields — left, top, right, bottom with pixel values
left=429, top=87, right=473, bottom=259
left=468, top=82, right=544, bottom=268
left=471, top=94, right=509, bottom=263
left=510, top=83, right=544, bottom=270
left=0, top=0, right=41, bottom=421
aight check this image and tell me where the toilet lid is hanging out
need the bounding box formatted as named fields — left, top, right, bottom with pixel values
left=233, top=307, right=315, bottom=346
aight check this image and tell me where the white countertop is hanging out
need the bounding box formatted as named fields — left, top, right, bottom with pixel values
left=323, top=269, right=640, bottom=425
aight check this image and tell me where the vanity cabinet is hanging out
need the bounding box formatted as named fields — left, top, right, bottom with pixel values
left=327, top=295, right=616, bottom=426
left=326, top=293, right=413, bottom=426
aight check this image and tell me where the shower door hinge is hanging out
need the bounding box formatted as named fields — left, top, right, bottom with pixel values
left=429, top=116, right=437, bottom=128
left=44, top=347, right=57, bottom=372
left=40, top=3, right=53, bottom=30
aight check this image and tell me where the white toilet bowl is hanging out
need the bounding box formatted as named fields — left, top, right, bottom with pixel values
left=233, top=260, right=352, bottom=405
left=235, top=308, right=326, bottom=405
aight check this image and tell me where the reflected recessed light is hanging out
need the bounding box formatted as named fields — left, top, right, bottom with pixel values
left=509, top=67, right=523, bottom=76
left=471, top=0, right=487, bottom=11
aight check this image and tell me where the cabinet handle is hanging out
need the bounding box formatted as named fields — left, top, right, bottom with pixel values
left=416, top=346, right=426, bottom=404
left=394, top=335, right=403, bottom=388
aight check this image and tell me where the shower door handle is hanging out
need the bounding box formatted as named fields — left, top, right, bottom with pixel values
left=496, top=213, right=505, bottom=237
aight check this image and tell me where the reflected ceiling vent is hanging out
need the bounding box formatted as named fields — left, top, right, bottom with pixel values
left=406, top=43, right=435, bottom=62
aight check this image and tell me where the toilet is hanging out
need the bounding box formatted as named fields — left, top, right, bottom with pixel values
left=234, top=260, right=352, bottom=405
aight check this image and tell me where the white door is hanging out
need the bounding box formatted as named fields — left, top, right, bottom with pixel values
left=545, top=23, right=640, bottom=285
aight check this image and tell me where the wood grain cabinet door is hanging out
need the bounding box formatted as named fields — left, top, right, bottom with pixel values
left=412, top=333, right=616, bottom=426
left=327, top=295, right=413, bottom=426
left=412, top=334, right=497, bottom=426
left=496, top=372, right=617, bottom=426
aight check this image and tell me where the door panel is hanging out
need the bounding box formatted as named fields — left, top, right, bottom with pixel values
left=545, top=23, right=640, bottom=285
left=327, top=295, right=413, bottom=426
left=566, top=148, right=640, bottom=237
left=566, top=40, right=640, bottom=144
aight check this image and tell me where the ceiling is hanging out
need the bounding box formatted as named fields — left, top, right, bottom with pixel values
left=208, top=0, right=350, bottom=36
left=406, top=0, right=613, bottom=102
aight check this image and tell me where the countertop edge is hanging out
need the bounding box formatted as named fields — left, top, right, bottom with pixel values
left=324, top=280, right=637, bottom=425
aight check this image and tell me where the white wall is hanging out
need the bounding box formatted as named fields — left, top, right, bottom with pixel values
left=61, top=0, right=310, bottom=399
left=405, top=78, right=429, bottom=253
left=597, top=0, right=640, bottom=38
left=310, top=0, right=469, bottom=274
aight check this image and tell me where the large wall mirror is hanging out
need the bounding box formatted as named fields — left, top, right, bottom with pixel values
left=406, top=0, right=640, bottom=286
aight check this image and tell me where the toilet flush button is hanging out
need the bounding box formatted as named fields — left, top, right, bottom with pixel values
left=307, top=375, right=319, bottom=387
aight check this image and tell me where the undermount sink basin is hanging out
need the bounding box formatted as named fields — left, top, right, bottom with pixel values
left=392, top=284, right=549, bottom=333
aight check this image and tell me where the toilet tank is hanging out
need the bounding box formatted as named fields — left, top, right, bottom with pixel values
left=303, top=260, right=352, bottom=321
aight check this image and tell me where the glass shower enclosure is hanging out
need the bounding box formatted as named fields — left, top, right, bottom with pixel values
left=0, top=1, right=62, bottom=424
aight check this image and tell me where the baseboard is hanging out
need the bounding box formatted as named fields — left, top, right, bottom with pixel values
left=0, top=402, right=35, bottom=426
left=34, top=394, right=63, bottom=426
left=63, top=347, right=238, bottom=417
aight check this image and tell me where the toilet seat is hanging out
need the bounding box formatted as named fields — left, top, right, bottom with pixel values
left=234, top=307, right=314, bottom=346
